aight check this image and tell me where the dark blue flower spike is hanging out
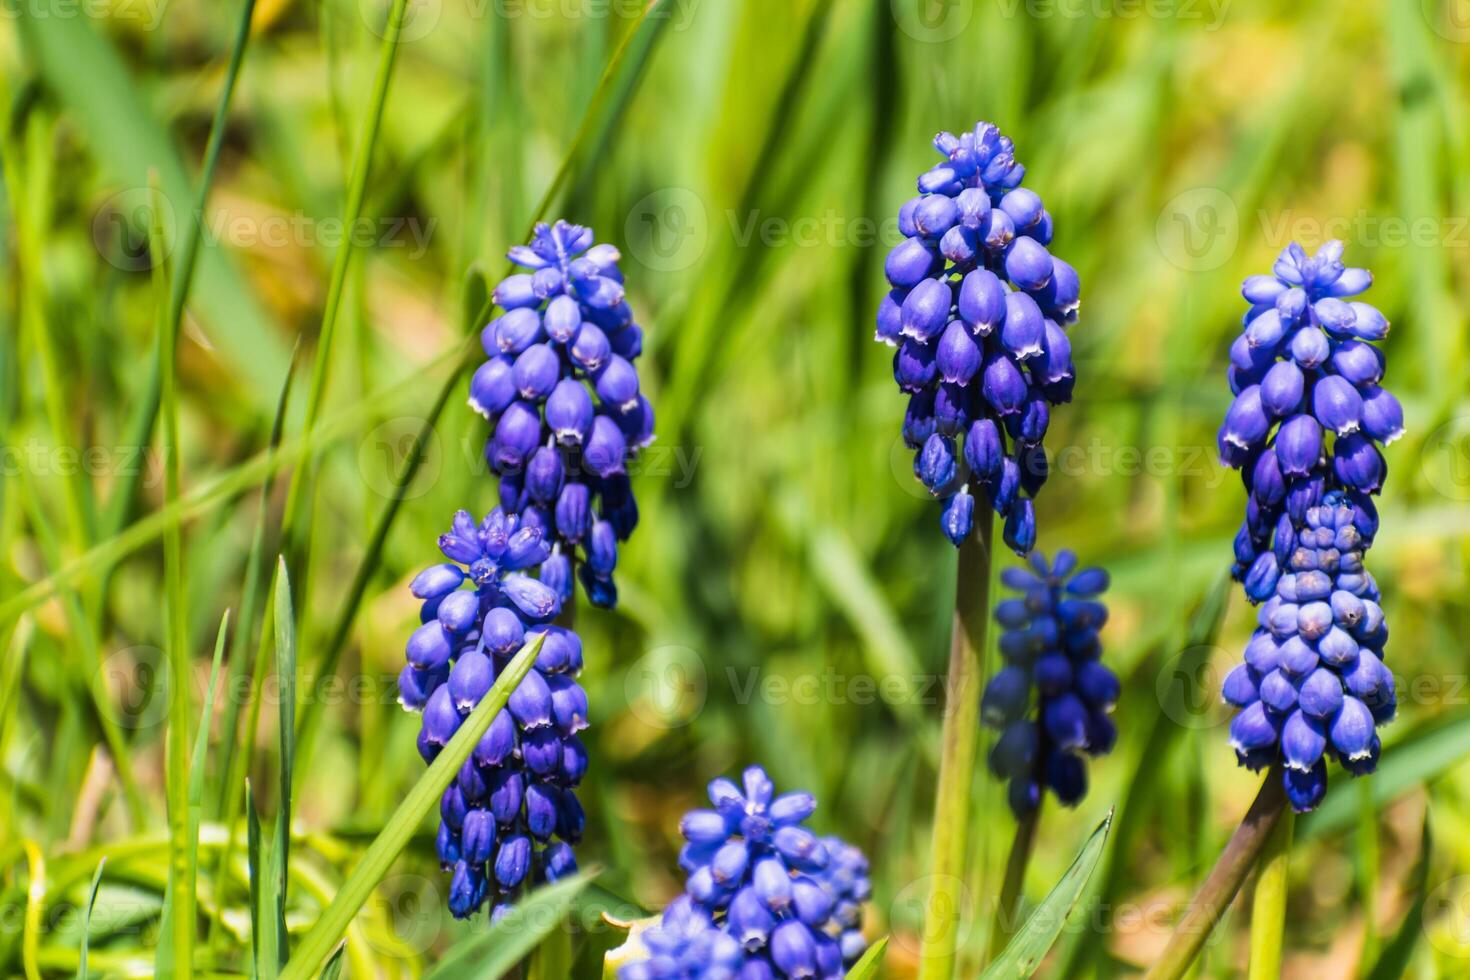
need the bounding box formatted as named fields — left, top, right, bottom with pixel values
left=878, top=122, right=1081, bottom=556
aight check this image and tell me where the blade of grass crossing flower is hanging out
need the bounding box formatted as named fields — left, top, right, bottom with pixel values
left=152, top=176, right=195, bottom=980
left=1364, top=809, right=1432, bottom=980
left=979, top=809, right=1112, bottom=980
left=918, top=519, right=995, bottom=980
left=76, top=857, right=106, bottom=980
left=278, top=632, right=545, bottom=980
left=844, top=937, right=888, bottom=979
left=100, top=0, right=259, bottom=540
left=425, top=873, right=594, bottom=980
left=1246, top=809, right=1293, bottom=980
left=272, top=560, right=297, bottom=971
left=1143, top=772, right=1289, bottom=980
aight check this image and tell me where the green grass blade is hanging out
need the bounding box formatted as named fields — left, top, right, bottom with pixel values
left=278, top=632, right=546, bottom=980
left=215, top=344, right=302, bottom=819
left=76, top=857, right=106, bottom=980
left=1364, top=809, right=1432, bottom=980
left=319, top=945, right=347, bottom=980
left=844, top=936, right=888, bottom=979
left=0, top=342, right=462, bottom=626
left=272, top=560, right=297, bottom=972
left=246, top=779, right=264, bottom=974
left=980, top=808, right=1113, bottom=979
left=275, top=0, right=410, bottom=566
left=12, top=0, right=288, bottom=397
left=0, top=617, right=33, bottom=846
left=153, top=175, right=194, bottom=980
left=101, top=0, right=261, bottom=539
left=426, top=873, right=595, bottom=980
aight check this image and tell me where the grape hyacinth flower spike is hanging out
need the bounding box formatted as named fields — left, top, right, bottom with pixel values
left=1221, top=240, right=1401, bottom=595
left=1222, top=494, right=1396, bottom=811
left=1217, top=242, right=1400, bottom=812
left=398, top=507, right=589, bottom=918
left=981, top=551, right=1116, bottom=815
left=617, top=765, right=871, bottom=979
left=877, top=121, right=1082, bottom=555
left=472, top=219, right=653, bottom=608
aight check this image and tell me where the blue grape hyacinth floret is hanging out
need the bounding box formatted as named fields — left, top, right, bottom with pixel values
left=619, top=766, right=871, bottom=980
left=398, top=506, right=588, bottom=918
left=1219, top=240, right=1402, bottom=594
left=981, top=551, right=1116, bottom=816
left=1216, top=241, right=1401, bottom=811
left=876, top=121, right=1080, bottom=556
left=1223, top=493, right=1396, bottom=812
left=472, top=219, right=652, bottom=609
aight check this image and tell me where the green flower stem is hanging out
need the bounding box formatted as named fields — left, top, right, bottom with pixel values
left=1145, top=769, right=1288, bottom=980
left=1247, top=805, right=1294, bottom=979
left=917, top=516, right=995, bottom=980
left=989, top=800, right=1041, bottom=961
left=1356, top=777, right=1380, bottom=968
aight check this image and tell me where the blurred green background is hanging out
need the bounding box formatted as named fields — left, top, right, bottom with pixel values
left=3, top=0, right=1470, bottom=976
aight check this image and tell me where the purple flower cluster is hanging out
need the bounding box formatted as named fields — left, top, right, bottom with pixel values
left=876, top=121, right=1080, bottom=556
left=981, top=551, right=1116, bottom=816
left=1219, top=241, right=1402, bottom=597
left=619, top=766, right=871, bottom=980
left=472, top=220, right=651, bottom=609
left=398, top=507, right=588, bottom=918
left=1217, top=242, right=1401, bottom=811
left=1223, top=494, right=1396, bottom=811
